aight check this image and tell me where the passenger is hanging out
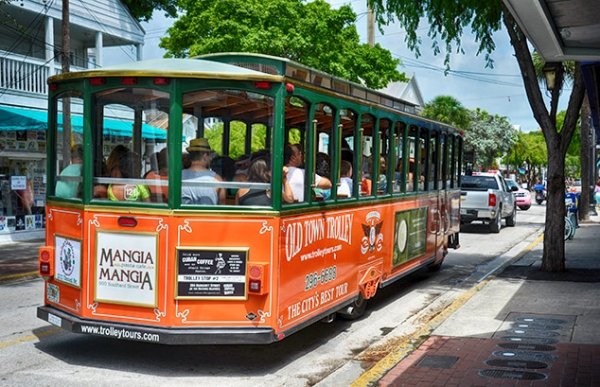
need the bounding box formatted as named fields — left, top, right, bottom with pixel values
left=314, top=152, right=331, bottom=200
left=339, top=160, right=353, bottom=197
left=236, top=157, right=294, bottom=205
left=55, top=144, right=83, bottom=199
left=377, top=156, right=387, bottom=193
left=182, top=151, right=191, bottom=169
left=360, top=156, right=372, bottom=195
left=181, top=138, right=225, bottom=205
left=211, top=155, right=236, bottom=197
left=94, top=144, right=129, bottom=198
left=107, top=145, right=130, bottom=173
left=211, top=155, right=236, bottom=182
left=394, top=158, right=403, bottom=191
left=145, top=148, right=168, bottom=202
left=107, top=151, right=150, bottom=202
left=284, top=143, right=331, bottom=202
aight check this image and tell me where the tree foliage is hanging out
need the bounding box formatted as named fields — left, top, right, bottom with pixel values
left=465, top=108, right=516, bottom=169
left=369, top=0, right=587, bottom=272
left=121, top=0, right=177, bottom=22
left=422, top=95, right=515, bottom=169
left=205, top=122, right=267, bottom=160
left=160, top=0, right=405, bottom=89
left=503, top=130, right=547, bottom=185
left=370, top=0, right=502, bottom=68
left=421, top=95, right=471, bottom=129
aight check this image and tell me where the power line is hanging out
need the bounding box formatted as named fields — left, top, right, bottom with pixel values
left=395, top=53, right=525, bottom=88
left=75, top=0, right=137, bottom=62
left=0, top=0, right=55, bottom=61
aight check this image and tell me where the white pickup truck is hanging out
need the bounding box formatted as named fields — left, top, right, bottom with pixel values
left=459, top=172, right=518, bottom=233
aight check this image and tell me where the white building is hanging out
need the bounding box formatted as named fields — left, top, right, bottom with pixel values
left=379, top=75, right=425, bottom=114
left=0, top=0, right=144, bottom=241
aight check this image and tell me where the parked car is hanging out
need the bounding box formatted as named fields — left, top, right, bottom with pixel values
left=506, top=179, right=531, bottom=210
left=460, top=172, right=518, bottom=233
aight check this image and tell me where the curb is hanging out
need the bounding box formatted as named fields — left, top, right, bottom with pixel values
left=0, top=271, right=40, bottom=283
left=351, top=228, right=546, bottom=387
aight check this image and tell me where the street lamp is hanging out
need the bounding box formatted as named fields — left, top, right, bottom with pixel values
left=542, top=62, right=562, bottom=91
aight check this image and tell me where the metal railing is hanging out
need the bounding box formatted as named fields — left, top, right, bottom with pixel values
left=0, top=51, right=88, bottom=96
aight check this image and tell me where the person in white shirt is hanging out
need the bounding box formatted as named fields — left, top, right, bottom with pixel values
left=338, top=160, right=353, bottom=197
left=284, top=143, right=331, bottom=202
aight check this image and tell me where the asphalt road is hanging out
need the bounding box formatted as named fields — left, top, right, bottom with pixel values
left=0, top=205, right=546, bottom=386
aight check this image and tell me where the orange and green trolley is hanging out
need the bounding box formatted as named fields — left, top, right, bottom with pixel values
left=37, top=53, right=463, bottom=344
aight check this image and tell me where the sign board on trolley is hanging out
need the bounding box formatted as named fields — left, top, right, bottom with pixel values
left=95, top=231, right=158, bottom=308
left=176, top=248, right=248, bottom=300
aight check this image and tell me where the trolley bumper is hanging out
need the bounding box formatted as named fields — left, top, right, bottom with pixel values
left=37, top=305, right=277, bottom=345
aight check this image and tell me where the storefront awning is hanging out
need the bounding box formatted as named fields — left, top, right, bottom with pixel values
left=0, top=105, right=167, bottom=140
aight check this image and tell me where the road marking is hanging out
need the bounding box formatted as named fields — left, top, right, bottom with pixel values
left=0, top=326, right=61, bottom=349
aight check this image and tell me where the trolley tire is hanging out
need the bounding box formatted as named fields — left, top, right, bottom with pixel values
left=428, top=260, right=443, bottom=272
left=337, top=295, right=368, bottom=320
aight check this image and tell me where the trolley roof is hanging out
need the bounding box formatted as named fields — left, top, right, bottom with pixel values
left=49, top=52, right=462, bottom=134
left=48, top=58, right=284, bottom=83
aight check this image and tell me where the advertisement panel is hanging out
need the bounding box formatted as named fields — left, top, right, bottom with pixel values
left=393, top=207, right=428, bottom=266
left=95, top=231, right=158, bottom=307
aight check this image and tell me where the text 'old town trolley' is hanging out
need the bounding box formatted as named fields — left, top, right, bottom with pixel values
left=37, top=53, right=463, bottom=344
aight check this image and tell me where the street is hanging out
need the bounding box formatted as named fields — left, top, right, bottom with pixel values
left=0, top=205, right=546, bottom=386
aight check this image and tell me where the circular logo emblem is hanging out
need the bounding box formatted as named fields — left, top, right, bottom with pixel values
left=396, top=219, right=408, bottom=254
left=60, top=240, right=75, bottom=276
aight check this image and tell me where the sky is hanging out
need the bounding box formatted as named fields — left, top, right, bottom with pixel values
left=107, top=1, right=570, bottom=133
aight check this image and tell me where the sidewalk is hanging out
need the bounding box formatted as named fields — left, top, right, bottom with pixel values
left=0, top=238, right=43, bottom=281
left=376, top=216, right=600, bottom=386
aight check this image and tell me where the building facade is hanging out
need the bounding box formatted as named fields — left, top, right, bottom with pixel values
left=0, top=0, right=144, bottom=241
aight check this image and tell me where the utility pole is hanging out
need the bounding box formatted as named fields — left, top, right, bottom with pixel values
left=62, top=0, right=70, bottom=74
left=367, top=5, right=375, bottom=47
left=61, top=0, right=72, bottom=166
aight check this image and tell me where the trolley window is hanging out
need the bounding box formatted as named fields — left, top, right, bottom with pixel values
left=91, top=88, right=169, bottom=204
left=181, top=89, right=274, bottom=206
left=52, top=90, right=84, bottom=200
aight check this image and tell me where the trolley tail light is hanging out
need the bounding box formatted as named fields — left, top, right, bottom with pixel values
left=248, top=263, right=269, bottom=295
left=254, top=81, right=272, bottom=90
left=89, top=77, right=106, bottom=86
left=39, top=246, right=55, bottom=279
left=121, top=77, right=137, bottom=85
left=153, top=77, right=170, bottom=86
left=488, top=192, right=497, bottom=207
left=118, top=216, right=138, bottom=227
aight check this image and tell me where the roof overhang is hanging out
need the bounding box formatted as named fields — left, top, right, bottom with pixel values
left=503, top=0, right=600, bottom=142
left=503, top=0, right=600, bottom=62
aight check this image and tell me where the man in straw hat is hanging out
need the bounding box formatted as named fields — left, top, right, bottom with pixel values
left=181, top=138, right=225, bottom=205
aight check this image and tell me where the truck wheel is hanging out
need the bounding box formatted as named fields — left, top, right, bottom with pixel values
left=489, top=211, right=501, bottom=233
left=505, top=206, right=517, bottom=227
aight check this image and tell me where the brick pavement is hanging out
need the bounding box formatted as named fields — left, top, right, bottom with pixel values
left=379, top=336, right=600, bottom=386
